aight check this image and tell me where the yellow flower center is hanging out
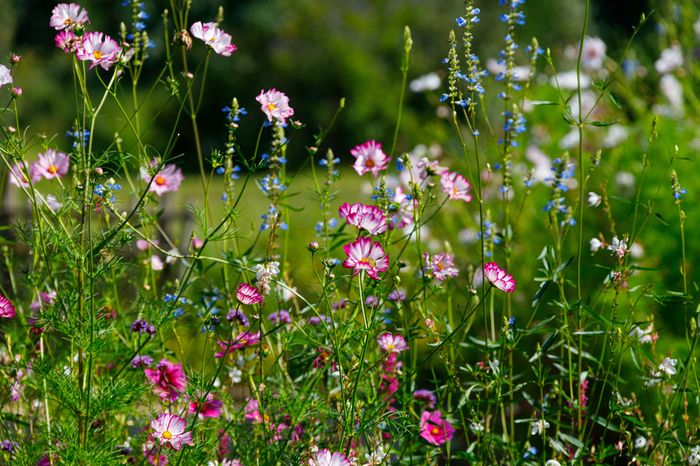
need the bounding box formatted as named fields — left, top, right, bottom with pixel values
left=430, top=427, right=441, bottom=435
left=47, top=165, right=59, bottom=175
left=93, top=50, right=103, bottom=60
left=64, top=19, right=72, bottom=25
left=162, top=430, right=173, bottom=439
left=266, top=103, right=277, bottom=111
left=359, top=257, right=376, bottom=267
left=365, top=159, right=375, bottom=168
left=154, top=175, right=167, bottom=186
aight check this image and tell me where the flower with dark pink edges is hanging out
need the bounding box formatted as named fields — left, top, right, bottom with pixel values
left=338, top=202, right=388, bottom=235
left=342, top=236, right=389, bottom=280
left=55, top=30, right=81, bottom=53
left=236, top=283, right=264, bottom=305
left=214, top=332, right=260, bottom=358
left=189, top=393, right=223, bottom=419
left=0, top=295, right=16, bottom=319
left=149, top=413, right=193, bottom=451
left=144, top=359, right=187, bottom=401
left=8, top=161, right=30, bottom=188
left=141, top=160, right=184, bottom=196
left=423, top=252, right=459, bottom=282
left=377, top=333, right=408, bottom=353
left=307, top=449, right=351, bottom=466
left=440, top=171, right=472, bottom=202
left=190, top=21, right=237, bottom=57
left=350, top=140, right=390, bottom=177
left=483, top=262, right=516, bottom=293
left=419, top=410, right=455, bottom=446
left=76, top=32, right=121, bottom=70
left=49, top=3, right=89, bottom=31
left=256, top=88, right=294, bottom=124
left=30, top=149, right=70, bottom=181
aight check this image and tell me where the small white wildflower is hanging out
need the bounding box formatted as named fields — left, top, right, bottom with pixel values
left=149, top=255, right=164, bottom=271
left=660, top=74, right=684, bottom=112
left=545, top=461, right=562, bottom=466
left=615, top=171, right=635, bottom=191
left=552, top=70, right=591, bottom=90
left=587, top=191, right=602, bottom=207
left=254, top=261, right=280, bottom=295
left=688, top=445, right=700, bottom=465
left=634, top=435, right=647, bottom=449
left=228, top=367, right=242, bottom=384
left=469, top=421, right=485, bottom=433
left=409, top=72, right=441, bottom=92
left=165, top=248, right=179, bottom=264
left=604, top=125, right=629, bottom=148
left=590, top=238, right=603, bottom=253
left=581, top=36, right=606, bottom=71
left=629, top=324, right=654, bottom=344
left=607, top=236, right=628, bottom=258
left=531, top=419, right=550, bottom=436
left=658, top=357, right=677, bottom=376
left=655, top=44, right=683, bottom=74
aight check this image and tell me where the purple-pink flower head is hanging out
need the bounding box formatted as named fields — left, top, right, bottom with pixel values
left=483, top=261, right=516, bottom=293
left=256, top=88, right=294, bottom=124
left=149, top=413, right=193, bottom=451
left=30, top=149, right=70, bottom=181
left=342, top=236, right=389, bottom=280
left=413, top=389, right=437, bottom=409
left=188, top=393, right=223, bottom=419
left=377, top=333, right=408, bottom=353
left=338, top=202, right=388, bottom=235
left=76, top=32, right=121, bottom=70
left=190, top=21, right=237, bottom=57
left=423, top=252, right=459, bottom=282
left=0, top=295, right=16, bottom=319
left=8, top=161, right=31, bottom=188
left=440, top=171, right=473, bottom=202
left=141, top=160, right=184, bottom=196
left=307, top=449, right=351, bottom=466
left=236, top=283, right=264, bottom=305
left=50, top=3, right=89, bottom=31
left=55, top=30, right=81, bottom=54
left=144, top=359, right=187, bottom=401
left=419, top=410, right=455, bottom=446
left=214, top=332, right=260, bottom=358
left=350, top=140, right=390, bottom=177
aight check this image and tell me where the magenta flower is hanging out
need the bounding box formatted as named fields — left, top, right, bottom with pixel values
left=149, top=413, right=193, bottom=451
left=244, top=398, right=264, bottom=423
left=141, top=161, right=184, bottom=196
left=338, top=202, right=388, bottom=235
left=76, top=32, right=121, bottom=70
left=0, top=295, right=16, bottom=319
left=236, top=283, right=264, bottom=305
left=419, top=410, right=455, bottom=446
left=440, top=171, right=473, bottom=202
left=307, top=449, right=351, bottom=466
left=8, top=161, right=30, bottom=188
left=423, top=252, right=459, bottom=282
left=144, top=359, right=187, bottom=401
left=214, top=332, right=260, bottom=358
left=188, top=393, right=223, bottom=419
left=0, top=65, right=13, bottom=89
left=483, top=262, right=516, bottom=293
left=49, top=3, right=89, bottom=31
left=190, top=21, right=237, bottom=57
left=256, top=88, right=294, bottom=124
left=350, top=140, right=390, bottom=177
left=30, top=149, right=70, bottom=181
left=55, top=30, right=81, bottom=54
left=377, top=333, right=408, bottom=353
left=342, top=236, right=389, bottom=280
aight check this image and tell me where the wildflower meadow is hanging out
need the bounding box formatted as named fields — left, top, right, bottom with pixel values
left=1, top=0, right=700, bottom=464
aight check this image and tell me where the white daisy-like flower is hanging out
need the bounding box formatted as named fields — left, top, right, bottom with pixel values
left=658, top=357, right=677, bottom=376
left=530, top=419, right=550, bottom=436
left=587, top=191, right=602, bottom=207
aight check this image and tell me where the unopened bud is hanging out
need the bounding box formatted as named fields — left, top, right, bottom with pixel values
left=307, top=241, right=319, bottom=253
left=10, top=53, right=21, bottom=64
left=11, top=87, right=22, bottom=98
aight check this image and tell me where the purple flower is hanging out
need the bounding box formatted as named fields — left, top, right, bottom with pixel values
left=130, top=319, right=156, bottom=336
left=131, top=355, right=154, bottom=368
left=269, top=310, right=291, bottom=325
left=227, top=309, right=249, bottom=327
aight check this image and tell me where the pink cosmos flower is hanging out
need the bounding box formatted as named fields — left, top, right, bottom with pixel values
left=0, top=65, right=13, bottom=88
left=338, top=202, right=388, bottom=235
left=55, top=30, right=81, bottom=53
left=377, top=333, right=408, bottom=353
left=350, top=140, right=390, bottom=177
left=214, top=332, right=260, bottom=358
left=190, top=21, right=237, bottom=57
left=141, top=161, right=184, bottom=196
left=244, top=398, right=264, bottom=423
left=8, top=161, right=31, bottom=188
left=76, top=32, right=121, bottom=70
left=440, top=171, right=472, bottom=202
left=423, top=252, right=459, bottom=282
left=236, top=283, right=264, bottom=305
left=188, top=393, right=223, bottom=419
left=342, top=236, right=389, bottom=280
left=49, top=3, right=89, bottom=31
left=256, top=89, right=294, bottom=124
left=419, top=410, right=455, bottom=446
left=307, top=449, right=351, bottom=466
left=149, top=413, right=193, bottom=451
left=144, top=359, right=187, bottom=401
left=30, top=149, right=70, bottom=181
left=483, top=262, right=516, bottom=293
left=0, top=295, right=16, bottom=319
